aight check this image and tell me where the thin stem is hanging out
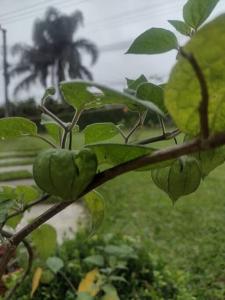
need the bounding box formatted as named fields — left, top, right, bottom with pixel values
left=68, top=131, right=73, bottom=150
left=180, top=48, right=209, bottom=139
left=159, top=117, right=166, bottom=136
left=68, top=110, right=82, bottom=131
left=34, top=135, right=57, bottom=148
left=61, top=110, right=82, bottom=149
left=125, top=112, right=143, bottom=144
left=137, top=129, right=180, bottom=145
left=6, top=194, right=50, bottom=222
left=61, top=129, right=68, bottom=149
left=117, top=127, right=126, bottom=140
left=59, top=271, right=77, bottom=294
left=39, top=105, right=66, bottom=130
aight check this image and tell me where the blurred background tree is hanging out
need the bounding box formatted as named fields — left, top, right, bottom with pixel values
left=10, top=7, right=98, bottom=95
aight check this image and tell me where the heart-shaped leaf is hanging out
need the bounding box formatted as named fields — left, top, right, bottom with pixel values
left=0, top=117, right=37, bottom=139
left=46, top=257, right=64, bottom=274
left=60, top=80, right=164, bottom=117
left=168, top=20, right=192, bottom=36
left=126, top=28, right=178, bottom=54
left=31, top=224, right=57, bottom=260
left=84, top=190, right=105, bottom=235
left=165, top=14, right=225, bottom=135
left=152, top=156, right=202, bottom=202
left=83, top=123, right=120, bottom=145
left=183, top=0, right=220, bottom=29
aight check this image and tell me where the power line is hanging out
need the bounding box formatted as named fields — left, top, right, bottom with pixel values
left=1, top=0, right=89, bottom=25
left=0, top=0, right=62, bottom=19
left=1, top=0, right=180, bottom=27
left=88, top=0, right=179, bottom=27
left=0, top=0, right=89, bottom=21
left=86, top=3, right=179, bottom=36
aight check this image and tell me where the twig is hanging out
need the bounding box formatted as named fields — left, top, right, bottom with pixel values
left=6, top=194, right=50, bottom=222
left=61, top=110, right=82, bottom=149
left=1, top=230, right=33, bottom=300
left=180, top=48, right=209, bottom=139
left=68, top=110, right=82, bottom=131
left=59, top=271, right=77, bottom=294
left=137, top=129, right=180, bottom=145
left=33, top=135, right=57, bottom=149
left=39, top=105, right=66, bottom=130
left=125, top=112, right=144, bottom=144
left=159, top=116, right=166, bottom=136
left=68, top=131, right=73, bottom=150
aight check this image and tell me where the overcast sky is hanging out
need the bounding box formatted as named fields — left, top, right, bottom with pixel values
left=0, top=0, right=225, bottom=103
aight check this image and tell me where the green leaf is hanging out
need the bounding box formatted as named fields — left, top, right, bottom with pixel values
left=46, top=257, right=64, bottom=274
left=84, top=190, right=105, bottom=235
left=76, top=292, right=94, bottom=300
left=31, top=224, right=57, bottom=260
left=126, top=75, right=148, bottom=91
left=102, top=284, right=120, bottom=300
left=83, top=123, right=120, bottom=145
left=168, top=20, right=192, bottom=36
left=136, top=82, right=166, bottom=113
left=194, top=147, right=225, bottom=178
left=0, top=186, right=16, bottom=224
left=15, top=185, right=40, bottom=204
left=60, top=80, right=164, bottom=117
left=41, top=114, right=63, bottom=143
left=7, top=215, right=23, bottom=229
left=165, top=14, right=225, bottom=135
left=126, top=28, right=178, bottom=55
left=0, top=117, right=37, bottom=139
left=0, top=185, right=15, bottom=201
left=104, top=245, right=136, bottom=259
left=0, top=199, right=14, bottom=223
left=86, top=143, right=154, bottom=167
left=84, top=255, right=104, bottom=267
left=5, top=186, right=39, bottom=228
left=152, top=156, right=201, bottom=202
left=183, top=0, right=220, bottom=29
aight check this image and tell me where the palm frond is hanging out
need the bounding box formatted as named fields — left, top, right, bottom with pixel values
left=73, top=39, right=98, bottom=64
left=14, top=73, right=38, bottom=95
left=9, top=64, right=31, bottom=77
left=79, top=65, right=93, bottom=80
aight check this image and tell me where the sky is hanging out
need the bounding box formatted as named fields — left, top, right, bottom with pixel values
left=0, top=0, right=225, bottom=103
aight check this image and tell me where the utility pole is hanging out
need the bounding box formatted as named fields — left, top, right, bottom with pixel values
left=0, top=25, right=10, bottom=117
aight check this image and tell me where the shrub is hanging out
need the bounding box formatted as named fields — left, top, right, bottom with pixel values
left=12, top=232, right=194, bottom=300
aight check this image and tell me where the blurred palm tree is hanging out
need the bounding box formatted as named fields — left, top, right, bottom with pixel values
left=11, top=7, right=98, bottom=95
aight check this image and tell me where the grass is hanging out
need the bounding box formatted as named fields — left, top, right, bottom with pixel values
left=98, top=164, right=225, bottom=299
left=0, top=170, right=32, bottom=181
left=0, top=158, right=34, bottom=167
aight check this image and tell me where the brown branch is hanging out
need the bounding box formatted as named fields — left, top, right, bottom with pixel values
left=180, top=48, right=209, bottom=139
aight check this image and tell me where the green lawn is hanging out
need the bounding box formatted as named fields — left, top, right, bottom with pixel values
left=98, top=164, right=225, bottom=299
